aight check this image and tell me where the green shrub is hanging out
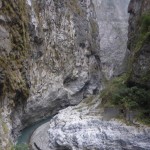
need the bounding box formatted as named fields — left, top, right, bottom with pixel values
left=141, top=14, right=150, bottom=33
left=134, top=14, right=150, bottom=52
left=12, top=144, right=29, bottom=150
left=138, top=109, right=150, bottom=125
left=112, top=86, right=150, bottom=109
left=101, top=74, right=150, bottom=125
left=112, top=85, right=150, bottom=124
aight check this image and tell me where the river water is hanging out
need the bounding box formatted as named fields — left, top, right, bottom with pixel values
left=17, top=116, right=52, bottom=145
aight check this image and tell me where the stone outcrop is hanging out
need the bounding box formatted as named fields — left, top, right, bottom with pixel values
left=31, top=99, right=150, bottom=150
left=48, top=106, right=150, bottom=150
left=0, top=0, right=129, bottom=146
left=22, top=0, right=129, bottom=142
left=30, top=122, right=50, bottom=150
left=128, top=0, right=150, bottom=88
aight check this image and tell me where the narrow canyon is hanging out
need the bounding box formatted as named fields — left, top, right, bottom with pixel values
left=0, top=0, right=150, bottom=150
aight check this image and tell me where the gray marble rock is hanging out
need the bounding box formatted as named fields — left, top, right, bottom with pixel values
left=93, top=0, right=130, bottom=79
left=48, top=107, right=150, bottom=150
left=31, top=103, right=150, bottom=150
left=12, top=0, right=102, bottom=138
left=30, top=122, right=50, bottom=150
left=20, top=0, right=130, bottom=131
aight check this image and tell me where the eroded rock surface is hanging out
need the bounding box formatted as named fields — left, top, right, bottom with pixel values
left=11, top=0, right=102, bottom=140
left=30, top=1, right=150, bottom=150
left=93, top=0, right=130, bottom=79
left=31, top=100, right=150, bottom=150
left=48, top=109, right=150, bottom=150
left=11, top=0, right=130, bottom=140
left=30, top=122, right=50, bottom=150
left=23, top=0, right=102, bottom=123
left=0, top=0, right=103, bottom=147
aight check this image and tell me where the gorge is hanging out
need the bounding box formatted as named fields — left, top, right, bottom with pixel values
left=0, top=0, right=150, bottom=150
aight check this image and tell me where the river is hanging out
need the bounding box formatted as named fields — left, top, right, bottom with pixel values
left=17, top=116, right=52, bottom=145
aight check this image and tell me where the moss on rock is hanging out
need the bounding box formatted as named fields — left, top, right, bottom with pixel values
left=0, top=0, right=30, bottom=101
left=0, top=1, right=30, bottom=148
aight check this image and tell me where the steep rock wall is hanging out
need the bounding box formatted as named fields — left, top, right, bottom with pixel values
left=30, top=0, right=150, bottom=149
left=0, top=0, right=130, bottom=149
left=93, top=0, right=130, bottom=79
left=13, top=0, right=102, bottom=138
left=0, top=0, right=30, bottom=148
left=128, top=0, right=150, bottom=88
left=25, top=0, right=101, bottom=118
left=0, top=0, right=102, bottom=148
left=30, top=1, right=150, bottom=149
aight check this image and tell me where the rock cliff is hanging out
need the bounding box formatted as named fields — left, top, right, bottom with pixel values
left=0, top=0, right=30, bottom=148
left=31, top=0, right=150, bottom=150
left=128, top=0, right=150, bottom=88
left=93, top=0, right=129, bottom=79
left=12, top=0, right=103, bottom=139
left=0, top=0, right=102, bottom=148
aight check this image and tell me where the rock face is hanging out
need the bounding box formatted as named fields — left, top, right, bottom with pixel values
left=0, top=0, right=130, bottom=149
left=0, top=0, right=30, bottom=148
left=30, top=122, right=50, bottom=150
left=93, top=0, right=130, bottom=79
left=0, top=0, right=103, bottom=148
left=22, top=0, right=102, bottom=128
left=128, top=0, right=150, bottom=88
left=0, top=0, right=103, bottom=141
left=48, top=107, right=150, bottom=150
left=31, top=0, right=150, bottom=150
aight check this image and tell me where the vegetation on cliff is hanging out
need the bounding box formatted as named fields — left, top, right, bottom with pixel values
left=100, top=9, right=150, bottom=125
left=0, top=0, right=30, bottom=149
left=101, top=74, right=150, bottom=125
left=0, top=0, right=30, bottom=102
left=134, top=13, right=150, bottom=52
